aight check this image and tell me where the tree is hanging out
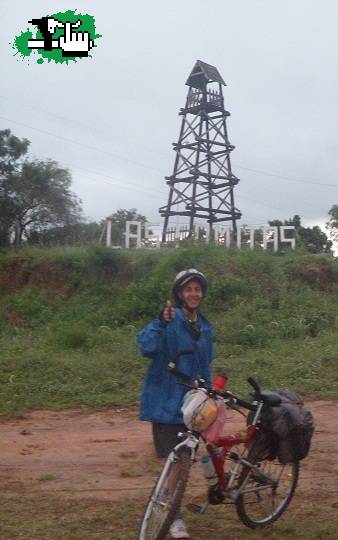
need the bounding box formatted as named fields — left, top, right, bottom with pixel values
left=269, top=215, right=332, bottom=254
left=0, top=129, right=29, bottom=176
left=327, top=205, right=338, bottom=242
left=9, top=160, right=82, bottom=245
left=298, top=225, right=332, bottom=254
left=0, top=129, right=82, bottom=246
left=107, top=208, right=149, bottom=246
left=0, top=129, right=30, bottom=245
left=27, top=221, right=101, bottom=246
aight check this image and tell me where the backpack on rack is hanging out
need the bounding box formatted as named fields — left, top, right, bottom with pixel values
left=247, top=389, right=314, bottom=464
left=269, top=389, right=315, bottom=463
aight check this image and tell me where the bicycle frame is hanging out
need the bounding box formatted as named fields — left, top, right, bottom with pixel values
left=169, top=399, right=266, bottom=505
left=207, top=401, right=264, bottom=492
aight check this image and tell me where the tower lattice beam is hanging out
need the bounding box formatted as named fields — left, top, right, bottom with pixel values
left=160, top=60, right=241, bottom=243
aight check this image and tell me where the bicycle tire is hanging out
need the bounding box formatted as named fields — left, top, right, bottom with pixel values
left=138, top=446, right=191, bottom=540
left=235, top=457, right=299, bottom=529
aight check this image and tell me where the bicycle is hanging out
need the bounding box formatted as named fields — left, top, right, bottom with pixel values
left=138, top=357, right=299, bottom=540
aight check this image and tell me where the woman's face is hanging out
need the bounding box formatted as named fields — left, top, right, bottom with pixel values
left=179, top=279, right=203, bottom=310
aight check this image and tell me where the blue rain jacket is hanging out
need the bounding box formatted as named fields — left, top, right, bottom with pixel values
left=137, top=308, right=213, bottom=424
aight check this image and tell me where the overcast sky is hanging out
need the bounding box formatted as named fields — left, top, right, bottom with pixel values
left=1, top=0, right=338, bottom=232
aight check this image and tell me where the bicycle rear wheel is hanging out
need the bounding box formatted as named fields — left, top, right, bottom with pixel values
left=236, top=458, right=299, bottom=528
left=138, top=446, right=191, bottom=540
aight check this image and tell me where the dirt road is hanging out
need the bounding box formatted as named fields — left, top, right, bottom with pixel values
left=0, top=401, right=337, bottom=505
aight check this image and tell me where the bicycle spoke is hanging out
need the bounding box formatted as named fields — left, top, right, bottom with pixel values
left=138, top=447, right=191, bottom=540
left=236, top=460, right=299, bottom=528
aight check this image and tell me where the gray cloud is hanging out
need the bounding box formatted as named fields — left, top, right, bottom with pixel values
left=2, top=0, right=338, bottom=231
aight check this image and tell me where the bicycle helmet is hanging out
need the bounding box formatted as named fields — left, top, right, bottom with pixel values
left=172, top=268, right=207, bottom=305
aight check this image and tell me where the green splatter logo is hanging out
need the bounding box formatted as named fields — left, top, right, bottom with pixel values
left=12, top=10, right=101, bottom=64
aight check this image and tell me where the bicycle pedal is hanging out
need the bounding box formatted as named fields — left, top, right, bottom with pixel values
left=208, top=484, right=226, bottom=505
left=186, top=502, right=208, bottom=514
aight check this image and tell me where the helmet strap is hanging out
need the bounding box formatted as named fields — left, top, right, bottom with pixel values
left=182, top=302, right=198, bottom=321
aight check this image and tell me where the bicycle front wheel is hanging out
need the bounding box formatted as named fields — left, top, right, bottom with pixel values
left=138, top=446, right=192, bottom=540
left=235, top=458, right=299, bottom=529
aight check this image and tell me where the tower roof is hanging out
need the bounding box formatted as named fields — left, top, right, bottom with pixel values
left=186, top=60, right=226, bottom=89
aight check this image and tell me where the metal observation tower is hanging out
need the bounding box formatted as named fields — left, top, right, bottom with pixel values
left=160, top=60, right=241, bottom=243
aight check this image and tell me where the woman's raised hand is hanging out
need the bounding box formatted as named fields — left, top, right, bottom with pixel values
left=162, top=300, right=176, bottom=321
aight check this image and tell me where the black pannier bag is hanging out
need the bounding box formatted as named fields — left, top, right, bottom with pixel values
left=270, top=389, right=314, bottom=463
left=248, top=389, right=314, bottom=464
left=246, top=426, right=279, bottom=463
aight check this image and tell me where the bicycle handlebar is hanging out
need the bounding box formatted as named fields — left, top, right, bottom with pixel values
left=226, top=393, right=257, bottom=412
left=167, top=357, right=257, bottom=412
left=167, top=362, right=198, bottom=386
left=247, top=376, right=261, bottom=395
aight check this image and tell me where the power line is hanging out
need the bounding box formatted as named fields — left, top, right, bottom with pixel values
left=238, top=192, right=310, bottom=216
left=66, top=163, right=165, bottom=197
left=0, top=113, right=334, bottom=219
left=0, top=94, right=170, bottom=158
left=1, top=111, right=337, bottom=190
left=236, top=164, right=338, bottom=188
left=0, top=95, right=96, bottom=134
left=0, top=115, right=164, bottom=175
left=0, top=115, right=167, bottom=205
left=239, top=166, right=330, bottom=214
left=68, top=162, right=302, bottom=216
left=53, top=158, right=167, bottom=201
left=73, top=171, right=163, bottom=200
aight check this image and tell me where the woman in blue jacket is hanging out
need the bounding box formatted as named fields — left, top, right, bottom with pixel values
left=137, top=269, right=213, bottom=538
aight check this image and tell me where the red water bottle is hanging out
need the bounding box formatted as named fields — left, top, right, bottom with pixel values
left=212, top=375, right=228, bottom=391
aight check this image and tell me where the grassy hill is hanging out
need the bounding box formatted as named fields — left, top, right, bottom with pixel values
left=1, top=244, right=338, bottom=415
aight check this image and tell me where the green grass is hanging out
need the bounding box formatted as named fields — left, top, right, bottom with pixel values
left=1, top=245, right=338, bottom=415
left=0, top=326, right=143, bottom=414
left=1, top=324, right=337, bottom=415
left=0, top=492, right=337, bottom=539
left=38, top=473, right=57, bottom=482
